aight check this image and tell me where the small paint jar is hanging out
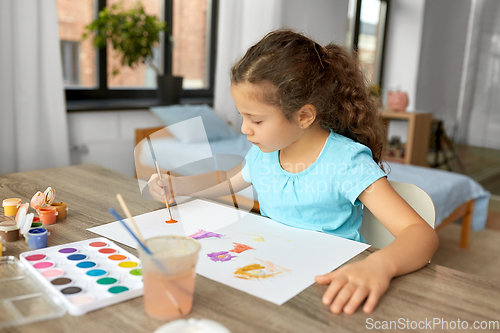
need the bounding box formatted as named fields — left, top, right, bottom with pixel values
left=0, top=221, right=20, bottom=242
left=2, top=198, right=22, bottom=216
left=50, top=202, right=67, bottom=219
left=39, top=207, right=58, bottom=225
left=27, top=227, right=48, bottom=250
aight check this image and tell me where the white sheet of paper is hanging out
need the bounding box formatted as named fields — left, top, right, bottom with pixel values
left=87, top=199, right=369, bottom=305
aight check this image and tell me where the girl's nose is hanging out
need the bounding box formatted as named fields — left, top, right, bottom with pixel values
left=241, top=121, right=253, bottom=136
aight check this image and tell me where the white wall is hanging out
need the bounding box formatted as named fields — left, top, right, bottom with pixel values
left=68, top=110, right=163, bottom=177
left=382, top=0, right=426, bottom=111
left=415, top=0, right=471, bottom=135
left=281, top=0, right=349, bottom=45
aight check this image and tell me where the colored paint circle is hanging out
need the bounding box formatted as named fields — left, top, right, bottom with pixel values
left=97, top=277, right=118, bottom=285
left=108, top=254, right=127, bottom=261
left=25, top=254, right=46, bottom=261
left=41, top=269, right=64, bottom=278
left=67, top=254, right=87, bottom=261
left=76, top=261, right=97, bottom=269
left=129, top=269, right=142, bottom=276
left=86, top=269, right=106, bottom=277
left=51, top=277, right=72, bottom=286
left=118, top=261, right=138, bottom=268
left=61, top=286, right=82, bottom=295
left=70, top=294, right=94, bottom=305
left=59, top=247, right=78, bottom=254
left=108, top=286, right=129, bottom=294
left=89, top=241, right=107, bottom=248
left=33, top=261, right=54, bottom=269
left=98, top=248, right=117, bottom=254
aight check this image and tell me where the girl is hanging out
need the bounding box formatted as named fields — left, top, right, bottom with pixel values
left=148, top=29, right=439, bottom=315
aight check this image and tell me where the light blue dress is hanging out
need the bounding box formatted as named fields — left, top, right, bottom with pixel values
left=242, top=131, right=386, bottom=242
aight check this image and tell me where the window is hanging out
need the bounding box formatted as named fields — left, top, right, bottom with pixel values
left=61, top=41, right=80, bottom=86
left=57, top=0, right=97, bottom=88
left=346, top=0, right=389, bottom=88
left=56, top=0, right=218, bottom=107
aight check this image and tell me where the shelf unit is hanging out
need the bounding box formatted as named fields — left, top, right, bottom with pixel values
left=381, top=111, right=433, bottom=166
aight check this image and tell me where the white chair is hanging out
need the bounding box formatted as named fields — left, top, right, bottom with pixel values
left=360, top=180, right=436, bottom=249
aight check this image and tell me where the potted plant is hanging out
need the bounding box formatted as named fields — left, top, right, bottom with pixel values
left=83, top=2, right=183, bottom=105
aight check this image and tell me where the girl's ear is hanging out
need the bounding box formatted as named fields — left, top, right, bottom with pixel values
left=297, top=104, right=317, bottom=128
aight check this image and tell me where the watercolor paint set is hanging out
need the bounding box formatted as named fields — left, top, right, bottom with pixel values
left=18, top=237, right=144, bottom=317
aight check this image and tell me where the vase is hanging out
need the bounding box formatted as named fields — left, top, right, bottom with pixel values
left=156, top=75, right=183, bottom=105
left=387, top=91, right=409, bottom=112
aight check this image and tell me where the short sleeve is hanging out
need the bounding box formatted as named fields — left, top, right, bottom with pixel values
left=340, top=144, right=386, bottom=205
left=241, top=145, right=260, bottom=183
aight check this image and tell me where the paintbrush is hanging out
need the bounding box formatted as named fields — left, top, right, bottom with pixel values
left=116, top=194, right=145, bottom=243
left=108, top=207, right=183, bottom=316
left=146, top=136, right=173, bottom=220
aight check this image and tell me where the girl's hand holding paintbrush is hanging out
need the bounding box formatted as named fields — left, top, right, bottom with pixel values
left=148, top=173, right=178, bottom=204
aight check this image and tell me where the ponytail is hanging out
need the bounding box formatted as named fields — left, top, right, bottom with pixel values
left=317, top=44, right=386, bottom=166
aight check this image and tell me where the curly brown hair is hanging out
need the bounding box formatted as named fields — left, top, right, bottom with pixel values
left=231, top=29, right=386, bottom=167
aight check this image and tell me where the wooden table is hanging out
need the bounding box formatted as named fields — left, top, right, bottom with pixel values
left=1, top=165, right=499, bottom=332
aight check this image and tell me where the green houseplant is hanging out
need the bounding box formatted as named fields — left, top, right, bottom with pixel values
left=83, top=2, right=183, bottom=105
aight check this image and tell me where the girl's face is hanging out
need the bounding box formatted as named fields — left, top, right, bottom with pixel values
left=231, top=82, right=301, bottom=153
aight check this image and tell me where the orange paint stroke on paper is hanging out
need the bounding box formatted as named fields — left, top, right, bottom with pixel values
left=233, top=264, right=279, bottom=280
left=229, top=242, right=255, bottom=254
left=234, top=260, right=291, bottom=280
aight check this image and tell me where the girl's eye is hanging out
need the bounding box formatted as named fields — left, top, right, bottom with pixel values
left=252, top=121, right=262, bottom=124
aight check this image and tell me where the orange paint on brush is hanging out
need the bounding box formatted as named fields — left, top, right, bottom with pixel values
left=165, top=218, right=178, bottom=224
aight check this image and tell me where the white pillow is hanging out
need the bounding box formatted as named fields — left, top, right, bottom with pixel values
left=150, top=104, right=237, bottom=143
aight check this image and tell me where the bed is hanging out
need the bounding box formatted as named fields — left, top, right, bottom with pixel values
left=134, top=106, right=490, bottom=249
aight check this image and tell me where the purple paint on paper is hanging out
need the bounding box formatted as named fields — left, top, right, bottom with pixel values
left=59, top=248, right=78, bottom=254
left=207, top=251, right=236, bottom=262
left=188, top=229, right=225, bottom=240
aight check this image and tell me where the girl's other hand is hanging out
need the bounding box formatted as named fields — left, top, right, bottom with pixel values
left=314, top=258, right=393, bottom=315
left=147, top=174, right=175, bottom=204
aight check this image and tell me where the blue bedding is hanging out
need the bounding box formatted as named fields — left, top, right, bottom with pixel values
left=386, top=162, right=490, bottom=230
